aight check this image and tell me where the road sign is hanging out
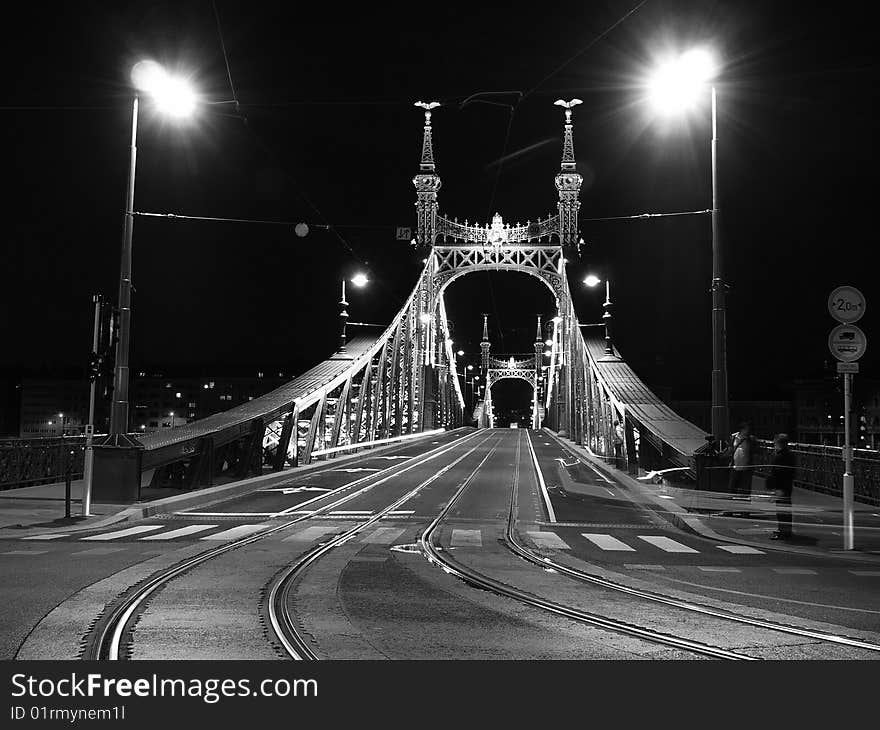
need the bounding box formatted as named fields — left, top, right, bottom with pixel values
left=828, top=286, right=866, bottom=324
left=396, top=226, right=412, bottom=241
left=837, top=362, right=859, bottom=374
left=828, top=324, right=867, bottom=362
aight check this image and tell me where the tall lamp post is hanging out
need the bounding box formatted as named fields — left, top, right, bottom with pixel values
left=583, top=274, right=614, bottom=355
left=339, top=272, right=369, bottom=351
left=109, top=60, right=197, bottom=437
left=647, top=48, right=728, bottom=444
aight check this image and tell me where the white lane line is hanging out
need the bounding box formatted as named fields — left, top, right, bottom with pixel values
left=849, top=570, right=880, bottom=576
left=717, top=545, right=766, bottom=555
left=451, top=529, right=482, bottom=547
left=331, top=510, right=372, bottom=515
left=330, top=468, right=380, bottom=473
left=772, top=568, right=817, bottom=575
left=1, top=550, right=50, bottom=555
left=697, top=566, right=742, bottom=573
left=141, top=525, right=218, bottom=541
left=375, top=456, right=410, bottom=460
left=80, top=525, right=164, bottom=541
left=199, top=524, right=270, bottom=541
left=282, top=526, right=339, bottom=542
left=527, top=531, right=570, bottom=549
left=624, top=564, right=665, bottom=570
left=387, top=510, right=414, bottom=515
left=638, top=535, right=700, bottom=553
left=361, top=527, right=407, bottom=545
left=72, top=547, right=128, bottom=555
left=21, top=534, right=68, bottom=541
left=581, top=533, right=635, bottom=551
left=525, top=430, right=556, bottom=523
left=178, top=512, right=277, bottom=517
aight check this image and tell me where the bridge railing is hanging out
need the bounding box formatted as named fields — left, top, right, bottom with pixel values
left=0, top=436, right=87, bottom=491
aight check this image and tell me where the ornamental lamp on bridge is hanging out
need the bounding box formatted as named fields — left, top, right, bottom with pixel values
left=109, top=60, right=198, bottom=438
left=646, top=47, right=728, bottom=443
left=339, top=273, right=370, bottom=352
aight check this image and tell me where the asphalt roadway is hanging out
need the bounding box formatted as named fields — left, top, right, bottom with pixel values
left=3, top=428, right=879, bottom=660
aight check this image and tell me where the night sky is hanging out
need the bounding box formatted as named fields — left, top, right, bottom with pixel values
left=2, top=1, right=877, bottom=412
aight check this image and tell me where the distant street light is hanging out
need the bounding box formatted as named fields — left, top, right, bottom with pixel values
left=339, top=274, right=370, bottom=351
left=457, top=349, right=465, bottom=357
left=584, top=274, right=613, bottom=355
left=110, top=61, right=198, bottom=436
left=350, top=272, right=369, bottom=288
left=646, top=47, right=728, bottom=442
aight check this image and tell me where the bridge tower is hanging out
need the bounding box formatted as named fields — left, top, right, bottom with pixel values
left=480, top=314, right=490, bottom=371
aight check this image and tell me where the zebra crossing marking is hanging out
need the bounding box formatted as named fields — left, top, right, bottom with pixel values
left=581, top=533, right=635, bottom=551
left=72, top=547, right=127, bottom=556
left=637, top=536, right=699, bottom=553
left=527, top=531, right=571, bottom=549
left=199, top=524, right=270, bottom=541
left=717, top=545, right=765, bottom=555
left=141, top=525, right=218, bottom=541
left=282, top=526, right=339, bottom=542
left=80, top=525, right=164, bottom=541
left=450, top=529, right=482, bottom=547
left=361, top=527, right=407, bottom=545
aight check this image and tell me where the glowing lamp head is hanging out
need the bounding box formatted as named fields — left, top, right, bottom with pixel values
left=583, top=274, right=601, bottom=288
left=419, top=313, right=432, bottom=324
left=350, top=273, right=369, bottom=288
left=647, top=48, right=716, bottom=115
left=131, top=60, right=197, bottom=118
left=457, top=349, right=464, bottom=356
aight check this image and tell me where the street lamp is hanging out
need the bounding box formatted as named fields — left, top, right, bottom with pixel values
left=646, top=47, right=728, bottom=443
left=109, top=61, right=198, bottom=437
left=339, top=272, right=369, bottom=351
left=584, top=274, right=613, bottom=355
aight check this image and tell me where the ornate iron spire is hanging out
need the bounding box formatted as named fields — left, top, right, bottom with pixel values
left=553, top=99, right=584, bottom=247
left=413, top=101, right=442, bottom=247
left=535, top=315, right=543, bottom=342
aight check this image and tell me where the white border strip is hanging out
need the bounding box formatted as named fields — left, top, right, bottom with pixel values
left=310, top=428, right=446, bottom=458
left=526, top=430, right=556, bottom=523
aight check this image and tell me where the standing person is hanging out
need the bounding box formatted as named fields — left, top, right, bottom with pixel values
left=769, top=433, right=796, bottom=540
left=727, top=422, right=754, bottom=515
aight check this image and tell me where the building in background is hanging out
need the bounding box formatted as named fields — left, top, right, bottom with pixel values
left=17, top=371, right=288, bottom=438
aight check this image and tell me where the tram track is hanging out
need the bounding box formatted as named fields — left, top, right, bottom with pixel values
left=266, top=433, right=501, bottom=659
left=504, top=431, right=880, bottom=657
left=80, top=428, right=483, bottom=660
left=418, top=431, right=755, bottom=660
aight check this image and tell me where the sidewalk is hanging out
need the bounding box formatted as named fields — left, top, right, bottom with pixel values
left=545, top=429, right=880, bottom=563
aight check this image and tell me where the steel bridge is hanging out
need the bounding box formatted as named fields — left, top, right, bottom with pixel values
left=89, top=98, right=708, bottom=499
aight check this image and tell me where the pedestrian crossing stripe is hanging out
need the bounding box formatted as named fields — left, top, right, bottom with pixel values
left=199, top=524, right=270, bottom=541
left=81, top=525, right=164, bottom=541
left=527, top=531, right=571, bottom=549
left=141, top=525, right=218, bottom=541
left=637, top=536, right=699, bottom=553
left=581, top=533, right=635, bottom=551
left=450, top=529, right=482, bottom=547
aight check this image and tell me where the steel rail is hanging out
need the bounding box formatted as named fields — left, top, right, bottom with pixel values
left=267, top=434, right=502, bottom=659
left=82, top=428, right=483, bottom=660
left=507, top=433, right=880, bottom=654
left=419, top=431, right=756, bottom=661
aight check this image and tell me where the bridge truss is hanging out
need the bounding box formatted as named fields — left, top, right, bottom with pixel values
left=90, top=98, right=707, bottom=498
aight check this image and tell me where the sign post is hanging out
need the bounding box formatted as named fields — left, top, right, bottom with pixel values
left=827, top=286, right=866, bottom=551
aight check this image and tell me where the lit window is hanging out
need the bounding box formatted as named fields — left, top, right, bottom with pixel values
left=175, top=392, right=181, bottom=398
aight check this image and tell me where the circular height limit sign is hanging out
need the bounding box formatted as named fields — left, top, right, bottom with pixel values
left=828, top=324, right=867, bottom=362
left=828, top=286, right=866, bottom=324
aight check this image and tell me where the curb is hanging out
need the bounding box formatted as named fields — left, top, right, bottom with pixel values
left=0, top=428, right=468, bottom=538
left=541, top=428, right=880, bottom=565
